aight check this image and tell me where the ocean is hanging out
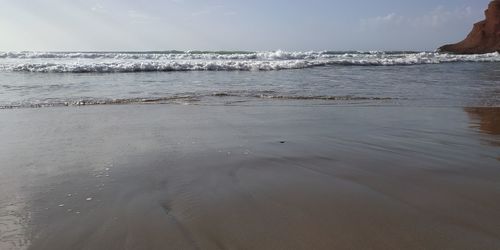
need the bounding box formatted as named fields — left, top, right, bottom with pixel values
left=1, top=51, right=500, bottom=250
left=1, top=50, right=500, bottom=109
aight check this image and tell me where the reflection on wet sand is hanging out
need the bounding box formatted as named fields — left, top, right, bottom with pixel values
left=465, top=107, right=500, bottom=135
left=0, top=201, right=30, bottom=250
left=3, top=105, right=500, bottom=250
left=465, top=107, right=500, bottom=160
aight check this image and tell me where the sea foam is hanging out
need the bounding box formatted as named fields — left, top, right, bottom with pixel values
left=0, top=51, right=499, bottom=73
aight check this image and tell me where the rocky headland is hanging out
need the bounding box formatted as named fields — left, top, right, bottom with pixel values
left=439, top=0, right=500, bottom=54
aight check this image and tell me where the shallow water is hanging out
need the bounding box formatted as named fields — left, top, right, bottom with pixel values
left=0, top=51, right=499, bottom=108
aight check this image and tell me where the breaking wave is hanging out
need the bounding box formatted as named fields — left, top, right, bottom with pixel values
left=0, top=50, right=417, bottom=60
left=0, top=51, right=498, bottom=73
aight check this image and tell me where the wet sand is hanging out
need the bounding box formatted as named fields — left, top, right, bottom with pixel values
left=1, top=104, right=500, bottom=250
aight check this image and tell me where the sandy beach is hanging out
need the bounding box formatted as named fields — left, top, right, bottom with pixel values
left=1, top=0, right=500, bottom=249
left=0, top=104, right=499, bottom=250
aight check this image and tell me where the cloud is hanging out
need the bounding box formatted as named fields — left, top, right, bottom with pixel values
left=413, top=6, right=473, bottom=28
left=360, top=6, right=475, bottom=31
left=90, top=3, right=106, bottom=13
left=190, top=5, right=237, bottom=17
left=191, top=5, right=224, bottom=17
left=223, top=11, right=238, bottom=16
left=360, top=13, right=404, bottom=29
left=127, top=10, right=159, bottom=24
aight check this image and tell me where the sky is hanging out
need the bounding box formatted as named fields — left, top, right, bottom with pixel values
left=0, top=0, right=492, bottom=51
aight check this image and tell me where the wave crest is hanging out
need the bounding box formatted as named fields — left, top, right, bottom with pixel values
left=0, top=51, right=499, bottom=73
left=0, top=93, right=395, bottom=109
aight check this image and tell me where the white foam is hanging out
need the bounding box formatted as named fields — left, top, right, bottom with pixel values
left=0, top=51, right=498, bottom=73
left=0, top=50, right=329, bottom=60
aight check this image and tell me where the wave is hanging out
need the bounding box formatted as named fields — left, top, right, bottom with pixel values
left=0, top=51, right=499, bottom=72
left=0, top=50, right=400, bottom=60
left=0, top=50, right=497, bottom=60
left=0, top=93, right=395, bottom=109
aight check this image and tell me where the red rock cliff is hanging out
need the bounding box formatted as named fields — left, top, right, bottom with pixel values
left=439, top=0, right=500, bottom=54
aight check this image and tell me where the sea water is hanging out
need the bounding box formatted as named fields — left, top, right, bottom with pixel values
left=0, top=50, right=499, bottom=108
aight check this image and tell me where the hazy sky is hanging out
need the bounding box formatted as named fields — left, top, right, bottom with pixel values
left=0, top=0, right=492, bottom=51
